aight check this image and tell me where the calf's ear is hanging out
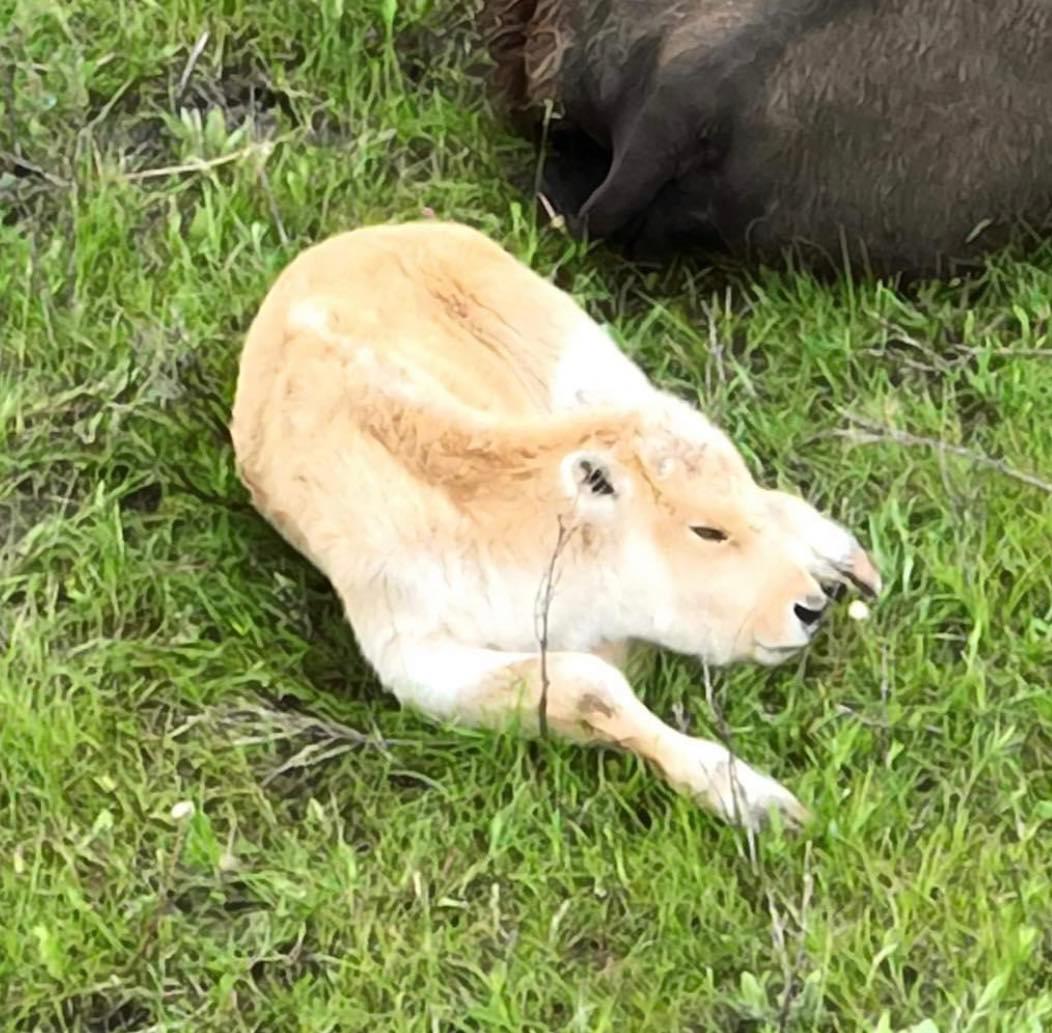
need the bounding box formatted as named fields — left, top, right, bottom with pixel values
left=561, top=450, right=627, bottom=517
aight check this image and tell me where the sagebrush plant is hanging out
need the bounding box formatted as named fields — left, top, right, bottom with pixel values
left=2, top=1, right=1051, bottom=1030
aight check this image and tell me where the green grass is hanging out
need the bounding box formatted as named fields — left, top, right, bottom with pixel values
left=3, top=1, right=1052, bottom=1029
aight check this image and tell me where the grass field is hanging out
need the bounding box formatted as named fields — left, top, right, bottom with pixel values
left=3, top=1, right=1052, bottom=1030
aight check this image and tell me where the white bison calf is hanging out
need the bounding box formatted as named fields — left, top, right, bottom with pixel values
left=230, top=221, right=882, bottom=829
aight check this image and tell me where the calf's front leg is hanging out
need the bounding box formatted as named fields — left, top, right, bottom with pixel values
left=387, top=642, right=810, bottom=830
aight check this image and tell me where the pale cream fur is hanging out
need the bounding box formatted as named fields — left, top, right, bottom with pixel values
left=230, top=220, right=882, bottom=829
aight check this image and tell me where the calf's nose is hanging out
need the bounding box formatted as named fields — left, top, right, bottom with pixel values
left=842, top=544, right=883, bottom=598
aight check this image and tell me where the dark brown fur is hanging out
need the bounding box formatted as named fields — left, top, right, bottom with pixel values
left=479, top=0, right=1052, bottom=278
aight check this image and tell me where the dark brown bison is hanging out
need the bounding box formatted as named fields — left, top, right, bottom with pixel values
left=479, top=0, right=1052, bottom=277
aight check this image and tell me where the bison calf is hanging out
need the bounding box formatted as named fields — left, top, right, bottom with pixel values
left=230, top=221, right=881, bottom=828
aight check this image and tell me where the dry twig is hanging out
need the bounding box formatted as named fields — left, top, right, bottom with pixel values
left=121, top=142, right=273, bottom=182
left=123, top=812, right=191, bottom=973
left=835, top=410, right=1052, bottom=495
left=702, top=661, right=818, bottom=1026
left=175, top=29, right=210, bottom=102
left=775, top=841, right=815, bottom=1032
left=953, top=346, right=1052, bottom=360
left=168, top=697, right=396, bottom=784
left=534, top=516, right=576, bottom=737
left=701, top=660, right=756, bottom=865
left=3, top=153, right=68, bottom=188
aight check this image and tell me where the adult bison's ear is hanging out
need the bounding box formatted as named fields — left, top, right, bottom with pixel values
left=576, top=113, right=678, bottom=240
left=575, top=62, right=725, bottom=242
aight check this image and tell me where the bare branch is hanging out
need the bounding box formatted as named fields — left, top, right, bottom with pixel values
left=954, top=346, right=1052, bottom=360
left=175, top=29, right=210, bottom=102
left=257, top=161, right=290, bottom=246
left=532, top=99, right=566, bottom=233
left=835, top=410, right=1052, bottom=495
left=169, top=697, right=394, bottom=750
left=536, top=191, right=567, bottom=232
left=775, top=841, right=815, bottom=1032
left=121, top=141, right=274, bottom=182
left=702, top=661, right=817, bottom=1027
left=123, top=810, right=192, bottom=973
left=701, top=659, right=756, bottom=865
left=534, top=515, right=576, bottom=738
left=2, top=153, right=68, bottom=188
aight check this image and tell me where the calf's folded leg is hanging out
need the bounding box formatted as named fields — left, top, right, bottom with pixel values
left=385, top=641, right=810, bottom=830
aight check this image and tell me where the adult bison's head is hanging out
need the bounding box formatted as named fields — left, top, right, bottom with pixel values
left=479, top=0, right=750, bottom=258
left=561, top=397, right=881, bottom=667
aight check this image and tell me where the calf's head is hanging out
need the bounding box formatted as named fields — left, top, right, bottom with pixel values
left=561, top=400, right=881, bottom=666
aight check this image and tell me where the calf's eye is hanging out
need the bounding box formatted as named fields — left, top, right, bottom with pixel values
left=691, top=526, right=728, bottom=543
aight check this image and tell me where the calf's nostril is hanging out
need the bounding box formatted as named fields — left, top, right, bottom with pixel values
left=793, top=603, right=824, bottom=627
left=821, top=581, right=846, bottom=602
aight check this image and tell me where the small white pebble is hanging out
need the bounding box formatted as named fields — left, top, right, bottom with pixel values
left=169, top=800, right=195, bottom=821
left=848, top=600, right=871, bottom=622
